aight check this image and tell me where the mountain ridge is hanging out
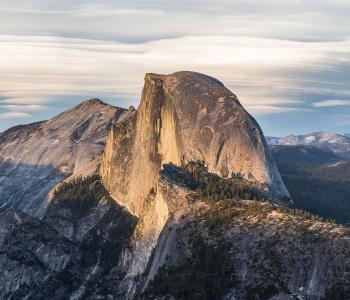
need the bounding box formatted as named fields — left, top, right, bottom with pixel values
left=266, top=130, right=350, bottom=146
left=266, top=131, right=350, bottom=160
left=0, top=98, right=126, bottom=215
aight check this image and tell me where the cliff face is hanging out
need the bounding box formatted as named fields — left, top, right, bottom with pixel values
left=0, top=99, right=125, bottom=215
left=100, top=71, right=291, bottom=297
left=142, top=196, right=350, bottom=300
left=0, top=176, right=136, bottom=300
left=101, top=71, right=290, bottom=218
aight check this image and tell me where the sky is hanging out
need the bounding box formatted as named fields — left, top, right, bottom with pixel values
left=0, top=0, right=349, bottom=136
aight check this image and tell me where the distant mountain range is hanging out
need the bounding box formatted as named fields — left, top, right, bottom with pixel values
left=266, top=131, right=350, bottom=159
left=268, top=131, right=350, bottom=224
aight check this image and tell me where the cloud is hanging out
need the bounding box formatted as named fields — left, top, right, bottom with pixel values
left=312, top=99, right=350, bottom=107
left=245, top=105, right=309, bottom=114
left=0, top=33, right=349, bottom=123
left=0, top=111, right=31, bottom=119
left=1, top=104, right=46, bottom=111
left=0, top=1, right=350, bottom=135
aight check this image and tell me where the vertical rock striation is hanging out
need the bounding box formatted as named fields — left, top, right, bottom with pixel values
left=101, top=72, right=290, bottom=217
left=100, top=71, right=291, bottom=297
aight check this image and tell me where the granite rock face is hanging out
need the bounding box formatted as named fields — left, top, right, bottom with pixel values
left=0, top=177, right=136, bottom=300
left=0, top=208, right=77, bottom=299
left=101, top=71, right=290, bottom=217
left=142, top=197, right=350, bottom=300
left=99, top=71, right=292, bottom=298
left=0, top=99, right=125, bottom=215
left=0, top=171, right=349, bottom=300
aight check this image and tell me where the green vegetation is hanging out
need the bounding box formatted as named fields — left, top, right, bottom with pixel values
left=275, top=160, right=350, bottom=224
left=143, top=234, right=235, bottom=300
left=278, top=207, right=336, bottom=224
left=164, top=161, right=338, bottom=225
left=165, top=160, right=269, bottom=202
left=53, top=174, right=107, bottom=217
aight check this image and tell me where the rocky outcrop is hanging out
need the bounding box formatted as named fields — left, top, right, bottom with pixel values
left=0, top=168, right=348, bottom=300
left=101, top=72, right=290, bottom=218
left=142, top=197, right=350, bottom=300
left=0, top=99, right=126, bottom=215
left=0, top=208, right=77, bottom=299
left=99, top=71, right=291, bottom=298
left=0, top=176, right=137, bottom=299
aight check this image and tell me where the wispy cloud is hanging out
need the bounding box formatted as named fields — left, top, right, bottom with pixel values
left=0, top=1, right=349, bottom=135
left=246, top=105, right=309, bottom=114
left=312, top=99, right=350, bottom=107
left=0, top=111, right=31, bottom=119
left=1, top=104, right=46, bottom=111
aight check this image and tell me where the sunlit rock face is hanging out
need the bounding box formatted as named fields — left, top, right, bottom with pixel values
left=0, top=99, right=126, bottom=215
left=101, top=71, right=290, bottom=217
left=100, top=71, right=290, bottom=298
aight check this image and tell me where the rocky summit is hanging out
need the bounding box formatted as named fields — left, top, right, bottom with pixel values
left=0, top=99, right=126, bottom=215
left=0, top=72, right=349, bottom=300
left=101, top=71, right=290, bottom=217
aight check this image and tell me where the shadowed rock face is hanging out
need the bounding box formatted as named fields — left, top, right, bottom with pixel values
left=0, top=169, right=349, bottom=300
left=101, top=71, right=290, bottom=217
left=0, top=177, right=137, bottom=300
left=0, top=99, right=126, bottom=215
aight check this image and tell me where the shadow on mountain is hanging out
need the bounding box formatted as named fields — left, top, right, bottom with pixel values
left=0, top=175, right=137, bottom=299
left=0, top=160, right=67, bottom=216
left=271, top=146, right=350, bottom=224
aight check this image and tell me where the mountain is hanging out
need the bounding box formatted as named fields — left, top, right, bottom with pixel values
left=0, top=99, right=127, bottom=215
left=0, top=176, right=137, bottom=299
left=266, top=131, right=350, bottom=146
left=271, top=145, right=350, bottom=224
left=99, top=71, right=291, bottom=297
left=270, top=145, right=340, bottom=165
left=345, top=133, right=350, bottom=138
left=101, top=71, right=290, bottom=216
left=267, top=132, right=350, bottom=223
left=1, top=169, right=349, bottom=299
left=266, top=131, right=350, bottom=159
left=0, top=72, right=349, bottom=299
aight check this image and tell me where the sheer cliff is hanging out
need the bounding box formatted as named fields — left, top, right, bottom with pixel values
left=99, top=71, right=291, bottom=298
left=101, top=71, right=290, bottom=217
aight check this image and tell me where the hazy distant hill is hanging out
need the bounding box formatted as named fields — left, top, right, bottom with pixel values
left=271, top=145, right=350, bottom=224
left=266, top=131, right=350, bottom=159
left=270, top=145, right=340, bottom=165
